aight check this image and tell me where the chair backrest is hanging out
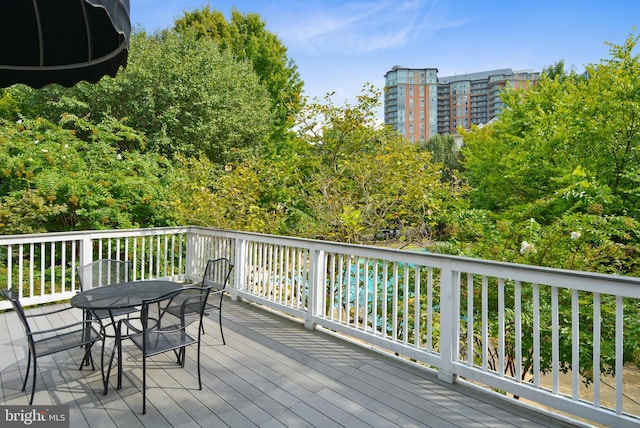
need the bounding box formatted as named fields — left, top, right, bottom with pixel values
left=201, top=258, right=233, bottom=291
left=148, top=285, right=212, bottom=330
left=77, top=259, right=132, bottom=290
left=1, top=288, right=33, bottom=337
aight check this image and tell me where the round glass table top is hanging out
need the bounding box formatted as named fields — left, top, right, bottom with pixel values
left=70, top=280, right=181, bottom=311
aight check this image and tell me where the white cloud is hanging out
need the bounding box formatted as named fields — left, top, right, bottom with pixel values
left=274, top=0, right=464, bottom=56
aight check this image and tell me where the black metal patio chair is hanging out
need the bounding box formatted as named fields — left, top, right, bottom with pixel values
left=117, top=285, right=212, bottom=414
left=77, top=259, right=137, bottom=392
left=1, top=288, right=103, bottom=405
left=165, top=257, right=233, bottom=343
left=76, top=259, right=136, bottom=323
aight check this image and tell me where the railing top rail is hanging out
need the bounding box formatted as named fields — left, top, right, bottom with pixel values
left=84, top=226, right=190, bottom=239
left=0, top=230, right=87, bottom=245
left=0, top=226, right=190, bottom=245
left=191, top=226, right=640, bottom=296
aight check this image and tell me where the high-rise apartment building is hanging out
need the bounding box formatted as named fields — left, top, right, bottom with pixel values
left=384, top=66, right=540, bottom=142
left=384, top=67, right=439, bottom=143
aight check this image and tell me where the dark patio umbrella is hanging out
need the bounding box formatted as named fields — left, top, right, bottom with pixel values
left=0, top=0, right=130, bottom=88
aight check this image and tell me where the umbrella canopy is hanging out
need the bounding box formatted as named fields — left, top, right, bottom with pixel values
left=0, top=0, right=131, bottom=88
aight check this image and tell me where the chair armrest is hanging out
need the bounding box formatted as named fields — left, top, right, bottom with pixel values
left=119, top=317, right=143, bottom=334
left=25, top=305, right=77, bottom=318
left=178, top=293, right=212, bottom=314
left=150, top=324, right=185, bottom=334
left=119, top=316, right=162, bottom=334
left=28, top=319, right=103, bottom=337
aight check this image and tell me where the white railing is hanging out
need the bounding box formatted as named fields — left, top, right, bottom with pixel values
left=0, top=227, right=189, bottom=308
left=2, top=226, right=639, bottom=427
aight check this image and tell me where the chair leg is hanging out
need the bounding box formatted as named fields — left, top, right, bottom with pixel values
left=178, top=347, right=186, bottom=368
left=102, top=337, right=118, bottom=395
left=197, top=340, right=202, bottom=390
left=116, top=326, right=123, bottom=391
left=219, top=310, right=225, bottom=345
left=79, top=352, right=88, bottom=370
left=22, top=349, right=31, bottom=392
left=78, top=342, right=96, bottom=370
left=174, top=347, right=187, bottom=366
left=28, top=358, right=37, bottom=405
left=142, top=354, right=146, bottom=414
left=101, top=339, right=108, bottom=395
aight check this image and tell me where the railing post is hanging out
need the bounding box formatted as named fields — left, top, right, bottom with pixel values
left=79, top=234, right=94, bottom=289
left=438, top=264, right=459, bottom=384
left=305, top=248, right=325, bottom=330
left=185, top=229, right=196, bottom=282
left=231, top=237, right=246, bottom=302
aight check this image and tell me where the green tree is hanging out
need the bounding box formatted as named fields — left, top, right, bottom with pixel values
left=165, top=154, right=290, bottom=234
left=459, top=31, right=640, bottom=274
left=298, top=85, right=465, bottom=243
left=421, top=133, right=462, bottom=183
left=297, top=84, right=385, bottom=172
left=5, top=29, right=273, bottom=166
left=167, top=85, right=466, bottom=243
left=175, top=7, right=304, bottom=141
left=455, top=31, right=640, bottom=387
left=0, top=116, right=179, bottom=232
left=0, top=189, right=67, bottom=234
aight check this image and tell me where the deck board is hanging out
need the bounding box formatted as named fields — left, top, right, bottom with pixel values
left=0, top=298, right=584, bottom=427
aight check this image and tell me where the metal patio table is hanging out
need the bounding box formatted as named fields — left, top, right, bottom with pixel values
left=71, top=279, right=181, bottom=394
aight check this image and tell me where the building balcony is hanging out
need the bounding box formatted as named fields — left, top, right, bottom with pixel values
left=0, top=227, right=638, bottom=427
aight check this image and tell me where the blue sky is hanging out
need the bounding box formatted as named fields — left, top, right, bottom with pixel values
left=130, top=0, right=639, bottom=113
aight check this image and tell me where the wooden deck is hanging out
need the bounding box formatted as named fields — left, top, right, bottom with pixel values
left=0, top=298, right=587, bottom=427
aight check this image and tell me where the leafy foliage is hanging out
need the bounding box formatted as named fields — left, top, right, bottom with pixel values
left=165, top=155, right=289, bottom=233
left=296, top=85, right=465, bottom=242
left=0, top=117, right=178, bottom=232
left=455, top=31, right=640, bottom=383
left=175, top=7, right=304, bottom=140
left=421, top=133, right=462, bottom=183
left=165, top=85, right=463, bottom=243
left=4, top=30, right=273, bottom=166
left=458, top=32, right=640, bottom=275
